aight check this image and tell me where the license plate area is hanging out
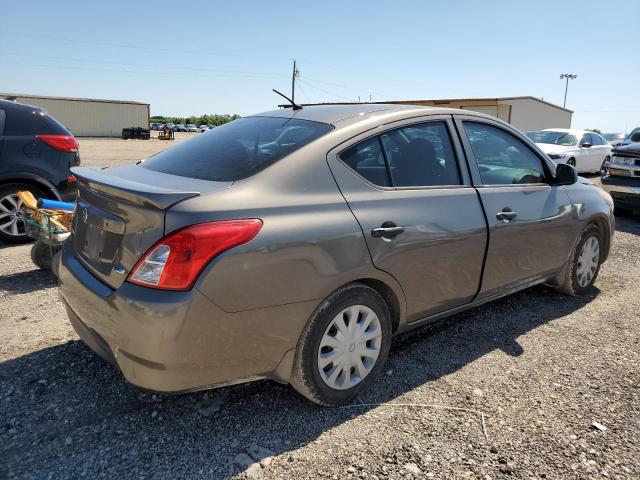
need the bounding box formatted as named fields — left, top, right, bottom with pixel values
left=72, top=200, right=125, bottom=275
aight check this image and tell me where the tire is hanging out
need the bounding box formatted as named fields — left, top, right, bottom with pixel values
left=290, top=283, right=392, bottom=406
left=0, top=183, right=45, bottom=244
left=600, top=156, right=610, bottom=175
left=30, top=240, right=60, bottom=270
left=567, top=158, right=576, bottom=167
left=554, top=224, right=603, bottom=296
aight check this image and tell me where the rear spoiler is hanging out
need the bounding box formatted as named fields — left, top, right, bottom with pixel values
left=71, top=166, right=201, bottom=210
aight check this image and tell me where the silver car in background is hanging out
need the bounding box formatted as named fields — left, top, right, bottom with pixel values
left=58, top=104, right=614, bottom=405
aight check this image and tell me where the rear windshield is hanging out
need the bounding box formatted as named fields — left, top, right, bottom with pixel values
left=141, top=116, right=333, bottom=181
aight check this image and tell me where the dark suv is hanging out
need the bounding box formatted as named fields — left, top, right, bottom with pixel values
left=0, top=99, right=80, bottom=243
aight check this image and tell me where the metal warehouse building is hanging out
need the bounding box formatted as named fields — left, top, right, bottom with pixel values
left=0, top=93, right=149, bottom=137
left=294, top=96, right=572, bottom=131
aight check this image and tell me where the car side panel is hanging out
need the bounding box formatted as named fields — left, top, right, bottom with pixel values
left=165, top=143, right=407, bottom=318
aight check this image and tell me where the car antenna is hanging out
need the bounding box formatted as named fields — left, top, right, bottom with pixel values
left=273, top=89, right=302, bottom=110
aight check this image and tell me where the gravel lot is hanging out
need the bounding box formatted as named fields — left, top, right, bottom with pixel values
left=1, top=137, right=639, bottom=479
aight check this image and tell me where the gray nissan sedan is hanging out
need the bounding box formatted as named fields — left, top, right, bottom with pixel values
left=57, top=104, right=614, bottom=406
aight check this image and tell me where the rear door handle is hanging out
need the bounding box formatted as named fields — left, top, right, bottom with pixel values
left=371, top=225, right=405, bottom=238
left=496, top=208, right=518, bottom=222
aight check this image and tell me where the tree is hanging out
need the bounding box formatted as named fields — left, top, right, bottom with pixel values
left=586, top=128, right=602, bottom=134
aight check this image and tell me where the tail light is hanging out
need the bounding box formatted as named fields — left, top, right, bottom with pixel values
left=36, top=134, right=79, bottom=152
left=128, top=219, right=263, bottom=290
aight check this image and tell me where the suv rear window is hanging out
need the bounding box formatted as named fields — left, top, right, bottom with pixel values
left=142, top=116, right=333, bottom=181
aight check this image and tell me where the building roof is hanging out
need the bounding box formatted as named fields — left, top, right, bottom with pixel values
left=0, top=93, right=149, bottom=106
left=282, top=96, right=573, bottom=114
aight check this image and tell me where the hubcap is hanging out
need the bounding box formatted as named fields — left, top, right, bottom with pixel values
left=0, top=193, right=25, bottom=237
left=317, top=305, right=382, bottom=390
left=576, top=236, right=600, bottom=288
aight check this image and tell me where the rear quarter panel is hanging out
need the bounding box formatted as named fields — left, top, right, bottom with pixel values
left=164, top=138, right=407, bottom=317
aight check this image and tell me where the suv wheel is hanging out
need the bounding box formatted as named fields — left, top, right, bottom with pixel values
left=290, top=283, right=392, bottom=406
left=555, top=224, right=603, bottom=296
left=0, top=183, right=44, bottom=244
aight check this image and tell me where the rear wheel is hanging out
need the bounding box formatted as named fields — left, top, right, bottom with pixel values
left=555, top=224, right=603, bottom=296
left=290, top=283, right=392, bottom=406
left=0, top=183, right=44, bottom=244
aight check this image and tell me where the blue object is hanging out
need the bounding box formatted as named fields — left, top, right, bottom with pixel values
left=37, top=198, right=75, bottom=212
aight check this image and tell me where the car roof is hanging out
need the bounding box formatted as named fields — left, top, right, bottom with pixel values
left=251, top=103, right=492, bottom=129
left=541, top=128, right=597, bottom=135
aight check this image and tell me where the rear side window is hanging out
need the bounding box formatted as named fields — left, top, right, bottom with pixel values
left=340, top=137, right=391, bottom=187
left=4, top=107, right=61, bottom=136
left=463, top=122, right=546, bottom=185
left=339, top=121, right=461, bottom=188
left=142, top=116, right=333, bottom=181
left=380, top=122, right=460, bottom=187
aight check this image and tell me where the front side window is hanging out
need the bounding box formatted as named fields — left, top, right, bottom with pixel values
left=580, top=133, right=594, bottom=146
left=339, top=121, right=461, bottom=188
left=142, top=116, right=333, bottom=181
left=463, top=122, right=546, bottom=185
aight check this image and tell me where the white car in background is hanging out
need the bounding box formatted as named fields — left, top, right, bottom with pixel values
left=532, top=129, right=612, bottom=174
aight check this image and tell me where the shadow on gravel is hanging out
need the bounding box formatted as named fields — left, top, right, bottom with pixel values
left=0, top=268, right=57, bottom=294
left=0, top=283, right=597, bottom=479
left=614, top=213, right=640, bottom=235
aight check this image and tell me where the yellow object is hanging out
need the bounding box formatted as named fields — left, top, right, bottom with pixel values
left=17, top=190, right=38, bottom=210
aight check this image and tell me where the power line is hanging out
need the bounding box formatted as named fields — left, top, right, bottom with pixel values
left=2, top=31, right=284, bottom=61
left=0, top=61, right=286, bottom=80
left=297, top=78, right=355, bottom=102
left=0, top=51, right=281, bottom=77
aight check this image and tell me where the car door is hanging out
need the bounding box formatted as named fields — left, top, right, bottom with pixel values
left=578, top=133, right=599, bottom=172
left=592, top=134, right=611, bottom=170
left=455, top=117, right=575, bottom=298
left=327, top=116, right=487, bottom=322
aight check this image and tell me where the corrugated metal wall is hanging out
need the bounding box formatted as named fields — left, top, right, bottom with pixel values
left=6, top=96, right=149, bottom=137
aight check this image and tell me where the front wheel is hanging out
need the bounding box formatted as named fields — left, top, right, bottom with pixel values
left=554, top=224, right=603, bottom=296
left=290, top=283, right=392, bottom=406
left=567, top=157, right=576, bottom=168
left=600, top=156, right=610, bottom=175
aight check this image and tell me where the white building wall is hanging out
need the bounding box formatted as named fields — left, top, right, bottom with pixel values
left=2, top=95, right=149, bottom=137
left=499, top=98, right=572, bottom=131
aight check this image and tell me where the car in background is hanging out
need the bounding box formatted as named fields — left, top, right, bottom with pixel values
left=602, top=130, right=640, bottom=212
left=57, top=104, right=614, bottom=405
left=603, top=132, right=626, bottom=147
left=172, top=125, right=187, bottom=132
left=531, top=129, right=611, bottom=174
left=0, top=99, right=80, bottom=243
left=185, top=124, right=198, bottom=132
left=524, top=130, right=538, bottom=140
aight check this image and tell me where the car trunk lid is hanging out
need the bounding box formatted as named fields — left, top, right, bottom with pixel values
left=70, top=165, right=232, bottom=289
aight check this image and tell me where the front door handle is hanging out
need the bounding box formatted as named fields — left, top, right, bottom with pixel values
left=496, top=208, right=518, bottom=222
left=371, top=223, right=405, bottom=238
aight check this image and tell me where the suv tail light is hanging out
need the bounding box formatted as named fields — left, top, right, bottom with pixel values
left=36, top=134, right=79, bottom=152
left=128, top=219, right=263, bottom=290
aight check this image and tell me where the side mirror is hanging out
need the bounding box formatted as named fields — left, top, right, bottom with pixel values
left=555, top=163, right=578, bottom=185
left=580, top=142, right=592, bottom=148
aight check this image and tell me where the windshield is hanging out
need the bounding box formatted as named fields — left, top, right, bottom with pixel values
left=531, top=131, right=578, bottom=146
left=142, top=116, right=333, bottom=181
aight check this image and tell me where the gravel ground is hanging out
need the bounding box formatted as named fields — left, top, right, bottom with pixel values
left=1, top=137, right=639, bottom=479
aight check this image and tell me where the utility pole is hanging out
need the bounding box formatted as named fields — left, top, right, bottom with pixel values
left=291, top=60, right=300, bottom=103
left=559, top=73, right=577, bottom=108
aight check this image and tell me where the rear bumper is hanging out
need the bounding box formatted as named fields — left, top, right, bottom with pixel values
left=601, top=175, right=640, bottom=207
left=57, top=243, right=316, bottom=393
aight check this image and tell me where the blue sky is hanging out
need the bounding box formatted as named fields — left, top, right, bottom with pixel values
left=1, top=0, right=639, bottom=131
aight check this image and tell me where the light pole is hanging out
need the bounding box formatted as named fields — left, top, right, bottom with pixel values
left=560, top=73, right=577, bottom=108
